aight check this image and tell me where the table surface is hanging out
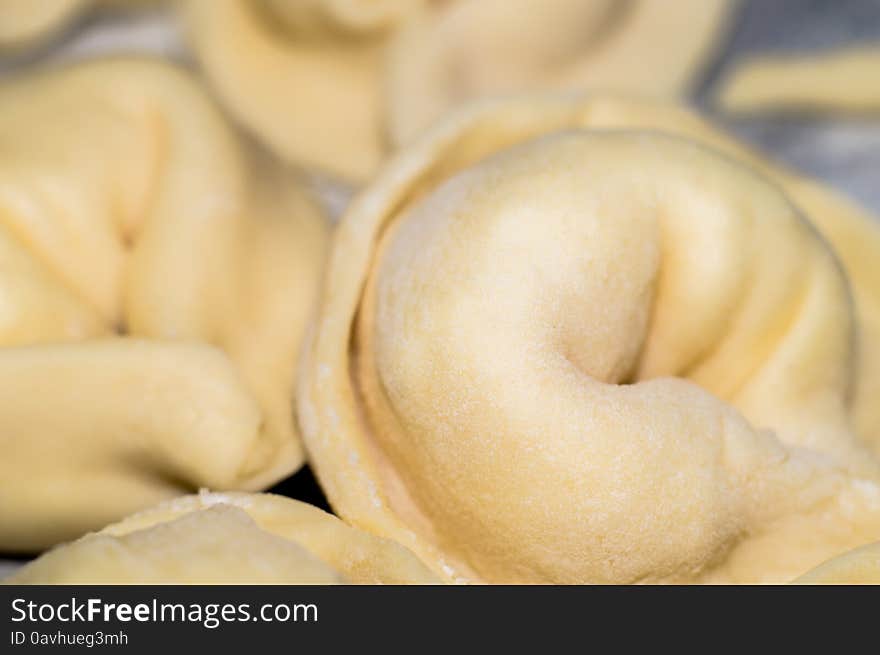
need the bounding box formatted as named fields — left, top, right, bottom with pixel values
left=1, top=0, right=878, bottom=578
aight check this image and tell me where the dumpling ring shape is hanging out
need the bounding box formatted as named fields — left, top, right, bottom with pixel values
left=299, top=94, right=880, bottom=584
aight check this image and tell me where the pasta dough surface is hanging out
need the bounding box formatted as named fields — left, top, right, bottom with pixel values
left=387, top=0, right=734, bottom=145
left=8, top=492, right=438, bottom=584
left=299, top=95, right=880, bottom=584
left=0, top=58, right=328, bottom=552
left=0, top=0, right=91, bottom=51
left=183, top=0, right=733, bottom=178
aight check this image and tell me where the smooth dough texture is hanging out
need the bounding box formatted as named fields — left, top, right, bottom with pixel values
left=7, top=492, right=439, bottom=584
left=182, top=0, right=420, bottom=181
left=386, top=0, right=735, bottom=146
left=717, top=46, right=880, bottom=114
left=299, top=94, right=880, bottom=584
left=0, top=58, right=328, bottom=552
left=794, top=541, right=880, bottom=584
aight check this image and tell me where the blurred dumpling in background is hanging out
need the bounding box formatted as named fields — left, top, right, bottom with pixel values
left=386, top=0, right=735, bottom=146
left=7, top=492, right=438, bottom=583
left=182, top=0, right=736, bottom=181
left=0, top=57, right=328, bottom=553
left=531, top=97, right=880, bottom=449
left=182, top=0, right=421, bottom=182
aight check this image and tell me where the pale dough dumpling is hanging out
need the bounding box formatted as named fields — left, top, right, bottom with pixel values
left=7, top=492, right=439, bottom=583
left=386, top=0, right=735, bottom=146
left=548, top=97, right=880, bottom=449
left=794, top=541, right=880, bottom=584
left=181, top=0, right=420, bottom=182
left=298, top=94, right=880, bottom=584
left=0, top=58, right=328, bottom=552
left=182, top=0, right=734, bottom=179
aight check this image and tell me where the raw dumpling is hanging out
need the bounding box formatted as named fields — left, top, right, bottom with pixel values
left=545, top=97, right=880, bottom=448
left=182, top=0, right=734, bottom=179
left=7, top=492, right=438, bottom=583
left=716, top=46, right=880, bottom=114
left=387, top=0, right=735, bottom=145
left=0, top=58, right=328, bottom=552
left=181, top=0, right=420, bottom=181
left=298, top=94, right=880, bottom=584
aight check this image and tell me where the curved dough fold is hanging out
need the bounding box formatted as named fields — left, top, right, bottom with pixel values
left=7, top=492, right=438, bottom=583
left=299, top=94, right=880, bottom=584
left=387, top=0, right=734, bottom=146
left=0, top=58, right=328, bottom=552
left=182, top=0, right=420, bottom=181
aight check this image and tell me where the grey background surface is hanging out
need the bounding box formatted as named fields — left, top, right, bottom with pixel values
left=1, top=0, right=878, bottom=578
left=703, top=0, right=880, bottom=212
